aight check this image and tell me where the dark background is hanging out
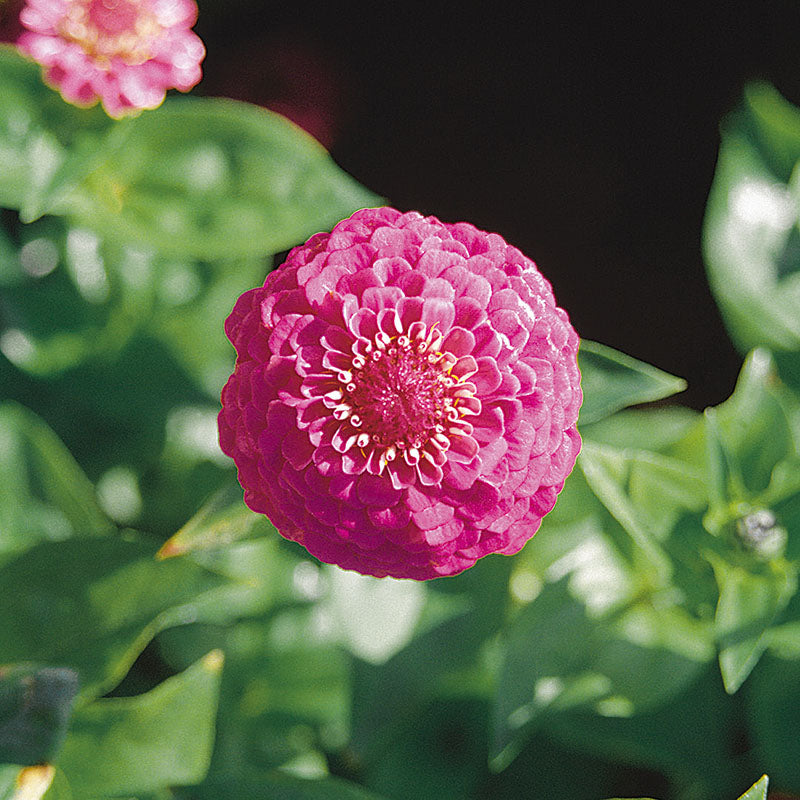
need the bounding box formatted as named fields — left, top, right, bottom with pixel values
left=196, top=1, right=800, bottom=411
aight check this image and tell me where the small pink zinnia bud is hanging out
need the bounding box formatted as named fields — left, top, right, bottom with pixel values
left=219, top=208, right=582, bottom=580
left=16, top=0, right=205, bottom=118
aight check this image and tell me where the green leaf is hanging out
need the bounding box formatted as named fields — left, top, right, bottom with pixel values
left=712, top=349, right=794, bottom=497
left=737, top=775, right=769, bottom=800
left=749, top=654, right=800, bottom=790
left=579, top=442, right=698, bottom=584
left=578, top=340, right=686, bottom=425
left=324, top=568, right=426, bottom=664
left=546, top=666, right=742, bottom=795
left=580, top=406, right=701, bottom=453
left=702, top=82, right=800, bottom=384
left=0, top=46, right=114, bottom=219
left=57, top=651, right=223, bottom=797
left=350, top=555, right=510, bottom=764
left=0, top=666, right=78, bottom=767
left=0, top=537, right=227, bottom=700
left=0, top=402, right=112, bottom=562
left=157, top=484, right=276, bottom=558
left=65, top=97, right=382, bottom=260
left=712, top=557, right=797, bottom=692
left=194, top=773, right=389, bottom=800
left=491, top=579, right=713, bottom=770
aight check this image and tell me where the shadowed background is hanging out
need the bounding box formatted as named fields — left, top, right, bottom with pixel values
left=196, top=1, right=800, bottom=410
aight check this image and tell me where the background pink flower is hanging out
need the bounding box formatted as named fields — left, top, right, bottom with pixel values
left=16, top=0, right=205, bottom=117
left=219, top=208, right=582, bottom=580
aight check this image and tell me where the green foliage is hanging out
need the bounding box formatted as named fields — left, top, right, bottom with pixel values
left=578, top=340, right=687, bottom=424
left=58, top=652, right=223, bottom=797
left=703, top=82, right=800, bottom=388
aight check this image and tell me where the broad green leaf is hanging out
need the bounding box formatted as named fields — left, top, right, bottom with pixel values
left=0, top=47, right=114, bottom=220
left=158, top=610, right=350, bottom=777
left=712, top=350, right=794, bottom=497
left=57, top=652, right=223, bottom=797
left=546, top=666, right=741, bottom=795
left=702, top=83, right=800, bottom=384
left=350, top=555, right=510, bottom=764
left=712, top=557, right=797, bottom=692
left=65, top=97, right=381, bottom=260
left=0, top=401, right=112, bottom=561
left=0, top=667, right=77, bottom=767
left=491, top=579, right=712, bottom=770
left=580, top=406, right=701, bottom=453
left=577, top=340, right=686, bottom=425
left=0, top=537, right=226, bottom=700
left=749, top=654, right=800, bottom=789
left=737, top=775, right=769, bottom=800
left=194, top=773, right=388, bottom=800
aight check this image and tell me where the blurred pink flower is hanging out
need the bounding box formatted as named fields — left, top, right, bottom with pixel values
left=17, top=0, right=205, bottom=117
left=219, top=208, right=582, bottom=580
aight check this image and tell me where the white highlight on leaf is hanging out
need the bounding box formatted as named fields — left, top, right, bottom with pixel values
left=96, top=465, right=141, bottom=523
left=20, top=237, right=59, bottom=278
left=65, top=228, right=108, bottom=303
left=0, top=329, right=35, bottom=365
left=326, top=567, right=425, bottom=664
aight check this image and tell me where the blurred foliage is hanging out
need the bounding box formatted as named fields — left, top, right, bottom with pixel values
left=0, top=42, right=798, bottom=800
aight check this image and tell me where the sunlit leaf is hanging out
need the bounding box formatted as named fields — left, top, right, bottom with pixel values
left=702, top=82, right=800, bottom=386
left=158, top=483, right=275, bottom=558
left=57, top=652, right=223, bottom=797
left=64, top=97, right=381, bottom=260
left=0, top=46, right=113, bottom=220
left=737, top=775, right=769, bottom=800
left=490, top=579, right=712, bottom=770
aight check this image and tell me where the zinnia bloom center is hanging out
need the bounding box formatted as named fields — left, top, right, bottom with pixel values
left=59, top=0, right=160, bottom=64
left=346, top=334, right=460, bottom=450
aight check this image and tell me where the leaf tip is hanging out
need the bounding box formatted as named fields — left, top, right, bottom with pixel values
left=202, top=649, right=225, bottom=674
left=13, top=765, right=55, bottom=800
left=156, top=536, right=184, bottom=560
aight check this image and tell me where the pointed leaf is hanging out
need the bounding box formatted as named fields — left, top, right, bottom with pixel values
left=578, top=340, right=686, bottom=424
left=737, top=776, right=769, bottom=800
left=157, top=483, right=276, bottom=558
left=0, top=402, right=112, bottom=562
left=712, top=557, right=797, bottom=692
left=702, top=82, right=800, bottom=384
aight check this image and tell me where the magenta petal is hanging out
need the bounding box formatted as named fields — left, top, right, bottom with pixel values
left=356, top=473, right=402, bottom=506
left=219, top=207, right=581, bottom=581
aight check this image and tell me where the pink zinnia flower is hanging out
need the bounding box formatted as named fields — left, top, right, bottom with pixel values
left=16, top=0, right=205, bottom=117
left=219, top=208, right=582, bottom=580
